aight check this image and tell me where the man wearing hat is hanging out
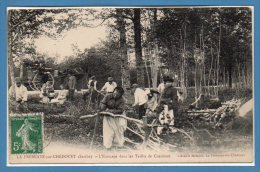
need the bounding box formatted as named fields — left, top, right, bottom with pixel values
left=83, top=75, right=98, bottom=104
left=101, top=77, right=117, bottom=94
left=9, top=77, right=28, bottom=111
left=88, top=75, right=97, bottom=91
left=160, top=77, right=179, bottom=115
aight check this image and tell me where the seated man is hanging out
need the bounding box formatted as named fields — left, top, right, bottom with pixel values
left=46, top=81, right=55, bottom=99
left=50, top=84, right=68, bottom=105
left=100, top=87, right=127, bottom=150
left=157, top=104, right=176, bottom=135
left=40, top=83, right=49, bottom=104
left=40, top=81, right=55, bottom=104
left=156, top=77, right=179, bottom=135
left=8, top=77, right=28, bottom=112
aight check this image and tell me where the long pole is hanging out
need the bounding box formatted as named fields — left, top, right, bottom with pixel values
left=90, top=113, right=100, bottom=149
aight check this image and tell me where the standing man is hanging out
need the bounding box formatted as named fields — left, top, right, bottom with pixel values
left=85, top=75, right=98, bottom=105
left=9, top=77, right=28, bottom=111
left=99, top=87, right=127, bottom=150
left=159, top=77, right=179, bottom=118
left=68, top=72, right=77, bottom=101
left=101, top=77, right=117, bottom=94
left=88, top=75, right=97, bottom=91
left=131, top=84, right=148, bottom=119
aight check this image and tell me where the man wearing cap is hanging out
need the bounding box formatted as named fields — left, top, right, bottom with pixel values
left=9, top=77, right=28, bottom=111
left=131, top=84, right=148, bottom=119
left=160, top=77, right=179, bottom=115
left=99, top=87, right=127, bottom=150
left=83, top=75, right=98, bottom=105
left=101, top=77, right=117, bottom=94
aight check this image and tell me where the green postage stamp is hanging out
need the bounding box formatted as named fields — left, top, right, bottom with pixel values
left=10, top=113, right=43, bottom=154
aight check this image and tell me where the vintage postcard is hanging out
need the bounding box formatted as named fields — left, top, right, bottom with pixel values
left=7, top=7, right=253, bottom=164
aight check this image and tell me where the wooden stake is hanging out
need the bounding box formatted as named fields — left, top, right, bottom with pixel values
left=89, top=113, right=100, bottom=149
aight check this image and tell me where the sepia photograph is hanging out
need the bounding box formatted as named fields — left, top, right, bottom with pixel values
left=7, top=7, right=253, bottom=164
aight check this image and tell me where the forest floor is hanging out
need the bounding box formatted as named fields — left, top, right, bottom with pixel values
left=9, top=87, right=253, bottom=154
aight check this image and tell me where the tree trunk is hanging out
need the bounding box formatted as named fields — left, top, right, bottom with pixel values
left=180, top=24, right=187, bottom=99
left=228, top=62, right=233, bottom=88
left=195, top=62, right=198, bottom=98
left=8, top=39, right=15, bottom=88
left=243, top=56, right=248, bottom=88
left=116, top=9, right=130, bottom=89
left=216, top=21, right=221, bottom=95
left=152, top=9, right=158, bottom=89
left=8, top=11, right=15, bottom=89
left=144, top=59, right=151, bottom=88
left=201, top=25, right=206, bottom=94
left=237, top=61, right=241, bottom=88
left=133, top=9, right=145, bottom=86
left=208, top=44, right=214, bottom=94
left=223, top=67, right=226, bottom=88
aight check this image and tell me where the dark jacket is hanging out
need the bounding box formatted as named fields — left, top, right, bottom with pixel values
left=160, top=85, right=179, bottom=112
left=100, top=93, right=125, bottom=114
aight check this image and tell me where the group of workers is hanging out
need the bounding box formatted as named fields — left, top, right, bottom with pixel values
left=40, top=82, right=68, bottom=105
left=9, top=74, right=182, bottom=151
left=97, top=75, right=181, bottom=150
left=8, top=74, right=119, bottom=110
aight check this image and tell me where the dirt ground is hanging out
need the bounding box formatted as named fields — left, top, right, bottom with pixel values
left=10, top=88, right=254, bottom=154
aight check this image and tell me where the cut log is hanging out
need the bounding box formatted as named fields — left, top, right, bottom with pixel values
left=44, top=114, right=76, bottom=123
left=186, top=109, right=216, bottom=113
left=80, top=112, right=143, bottom=125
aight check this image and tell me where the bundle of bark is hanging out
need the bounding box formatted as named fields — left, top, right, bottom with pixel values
left=186, top=98, right=242, bottom=128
